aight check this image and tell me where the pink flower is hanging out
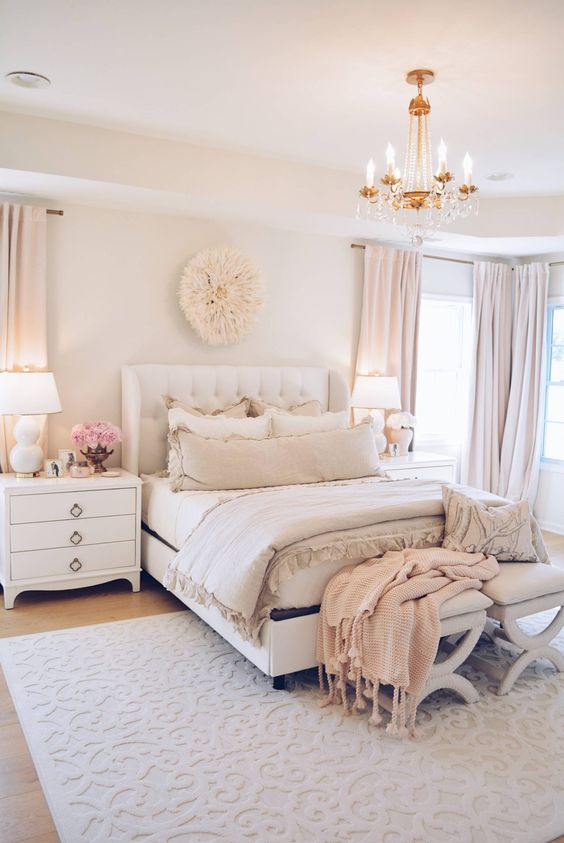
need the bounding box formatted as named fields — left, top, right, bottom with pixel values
left=70, top=421, right=122, bottom=448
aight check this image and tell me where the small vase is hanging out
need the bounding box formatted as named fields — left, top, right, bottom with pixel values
left=81, top=445, right=113, bottom=474
left=388, top=427, right=413, bottom=456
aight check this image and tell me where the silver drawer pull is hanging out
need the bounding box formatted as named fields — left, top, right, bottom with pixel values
left=70, top=503, right=83, bottom=518
left=69, top=558, right=82, bottom=572
left=70, top=531, right=82, bottom=545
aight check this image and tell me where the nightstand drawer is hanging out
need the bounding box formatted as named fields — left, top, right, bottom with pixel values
left=10, top=541, right=136, bottom=581
left=10, top=514, right=137, bottom=552
left=10, top=488, right=136, bottom=524
left=387, top=465, right=455, bottom=481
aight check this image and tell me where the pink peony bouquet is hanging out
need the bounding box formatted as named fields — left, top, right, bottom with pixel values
left=71, top=421, right=122, bottom=449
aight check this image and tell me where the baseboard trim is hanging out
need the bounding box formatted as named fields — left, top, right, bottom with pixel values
left=537, top=519, right=564, bottom=536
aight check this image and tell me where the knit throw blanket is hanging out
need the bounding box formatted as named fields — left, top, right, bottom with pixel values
left=317, top=547, right=499, bottom=735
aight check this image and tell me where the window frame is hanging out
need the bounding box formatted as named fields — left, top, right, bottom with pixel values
left=541, top=299, right=564, bottom=467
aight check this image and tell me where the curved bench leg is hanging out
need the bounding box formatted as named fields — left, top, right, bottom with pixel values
left=418, top=672, right=480, bottom=706
left=431, top=624, right=483, bottom=678
left=502, top=609, right=564, bottom=650
left=373, top=623, right=483, bottom=715
left=418, top=624, right=484, bottom=705
left=481, top=617, right=499, bottom=645
left=497, top=643, right=564, bottom=695
left=474, top=607, right=564, bottom=695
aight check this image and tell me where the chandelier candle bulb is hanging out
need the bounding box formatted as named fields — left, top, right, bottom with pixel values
left=463, top=153, right=473, bottom=186
left=437, top=139, right=447, bottom=175
left=386, top=143, right=395, bottom=177
left=366, top=158, right=375, bottom=188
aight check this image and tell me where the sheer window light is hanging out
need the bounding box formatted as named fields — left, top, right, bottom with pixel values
left=542, top=304, right=564, bottom=462
left=416, top=297, right=472, bottom=456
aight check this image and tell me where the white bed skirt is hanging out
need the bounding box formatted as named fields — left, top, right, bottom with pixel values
left=142, top=529, right=320, bottom=678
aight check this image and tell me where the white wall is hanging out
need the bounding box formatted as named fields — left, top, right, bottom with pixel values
left=46, top=205, right=364, bottom=463
left=421, top=255, right=473, bottom=298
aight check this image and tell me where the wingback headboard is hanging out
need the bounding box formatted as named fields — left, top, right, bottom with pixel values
left=121, top=364, right=351, bottom=476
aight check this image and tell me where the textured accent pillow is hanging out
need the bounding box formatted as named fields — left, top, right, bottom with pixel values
left=168, top=408, right=271, bottom=439
left=271, top=411, right=348, bottom=437
left=442, top=486, right=539, bottom=562
left=247, top=398, right=322, bottom=418
left=168, top=420, right=379, bottom=492
left=162, top=395, right=249, bottom=418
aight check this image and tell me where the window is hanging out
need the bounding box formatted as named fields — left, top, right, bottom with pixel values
left=416, top=297, right=472, bottom=455
left=543, top=304, right=564, bottom=462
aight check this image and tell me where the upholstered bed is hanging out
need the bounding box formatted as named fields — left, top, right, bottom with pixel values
left=122, top=364, right=545, bottom=687
left=122, top=364, right=358, bottom=685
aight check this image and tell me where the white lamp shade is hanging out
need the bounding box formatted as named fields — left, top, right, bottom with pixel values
left=0, top=371, right=62, bottom=415
left=351, top=375, right=401, bottom=410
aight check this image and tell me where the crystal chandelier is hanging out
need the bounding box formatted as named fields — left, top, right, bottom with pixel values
left=356, top=69, right=478, bottom=245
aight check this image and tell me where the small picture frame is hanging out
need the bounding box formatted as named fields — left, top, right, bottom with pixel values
left=58, top=449, right=77, bottom=475
left=45, top=459, right=64, bottom=478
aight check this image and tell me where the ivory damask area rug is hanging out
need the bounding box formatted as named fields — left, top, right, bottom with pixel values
left=1, top=610, right=563, bottom=843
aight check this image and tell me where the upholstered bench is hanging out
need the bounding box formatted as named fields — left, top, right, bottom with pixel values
left=470, top=562, right=564, bottom=695
left=377, top=588, right=493, bottom=715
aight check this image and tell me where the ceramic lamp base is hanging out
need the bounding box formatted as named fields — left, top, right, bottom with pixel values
left=9, top=415, right=44, bottom=476
left=388, top=427, right=413, bottom=456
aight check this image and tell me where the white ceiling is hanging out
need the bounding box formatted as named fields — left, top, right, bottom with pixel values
left=1, top=0, right=563, bottom=197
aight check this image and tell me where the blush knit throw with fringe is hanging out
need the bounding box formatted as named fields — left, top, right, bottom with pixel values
left=317, top=547, right=499, bottom=735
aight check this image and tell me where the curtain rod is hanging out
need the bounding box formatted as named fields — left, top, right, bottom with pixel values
left=350, top=243, right=564, bottom=268
left=46, top=209, right=64, bottom=216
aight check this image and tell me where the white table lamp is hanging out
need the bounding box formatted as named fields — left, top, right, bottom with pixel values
left=0, top=371, right=62, bottom=477
left=351, top=375, right=401, bottom=454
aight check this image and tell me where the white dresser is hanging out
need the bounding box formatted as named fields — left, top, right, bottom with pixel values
left=0, top=471, right=142, bottom=609
left=381, top=451, right=457, bottom=482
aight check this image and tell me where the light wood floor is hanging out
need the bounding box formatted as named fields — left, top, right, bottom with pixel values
left=1, top=535, right=563, bottom=843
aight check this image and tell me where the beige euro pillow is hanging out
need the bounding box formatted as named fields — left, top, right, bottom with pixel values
left=247, top=398, right=322, bottom=418
left=271, top=410, right=348, bottom=436
left=162, top=394, right=249, bottom=418
left=169, top=420, right=380, bottom=492
left=168, top=408, right=271, bottom=439
left=442, top=485, right=539, bottom=562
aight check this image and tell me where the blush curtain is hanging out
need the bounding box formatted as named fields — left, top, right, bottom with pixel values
left=355, top=245, right=421, bottom=412
left=498, top=263, right=549, bottom=502
left=0, top=205, right=48, bottom=472
left=461, top=261, right=512, bottom=492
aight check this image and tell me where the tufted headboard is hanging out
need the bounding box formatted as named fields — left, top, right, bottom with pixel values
left=121, top=364, right=350, bottom=476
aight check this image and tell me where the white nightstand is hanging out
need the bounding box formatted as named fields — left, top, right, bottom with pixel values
left=380, top=451, right=456, bottom=482
left=0, top=470, right=142, bottom=609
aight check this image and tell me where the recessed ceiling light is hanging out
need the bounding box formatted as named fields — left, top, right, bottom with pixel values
left=486, top=172, right=514, bottom=181
left=5, top=71, right=51, bottom=89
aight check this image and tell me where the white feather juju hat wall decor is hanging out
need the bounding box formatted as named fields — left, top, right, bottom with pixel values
left=178, top=247, right=263, bottom=346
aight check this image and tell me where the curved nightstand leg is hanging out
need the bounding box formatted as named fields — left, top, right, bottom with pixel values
left=125, top=572, right=141, bottom=593
left=3, top=587, right=18, bottom=610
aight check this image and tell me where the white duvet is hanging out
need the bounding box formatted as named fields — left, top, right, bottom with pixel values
left=161, top=477, right=548, bottom=641
left=142, top=474, right=407, bottom=609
